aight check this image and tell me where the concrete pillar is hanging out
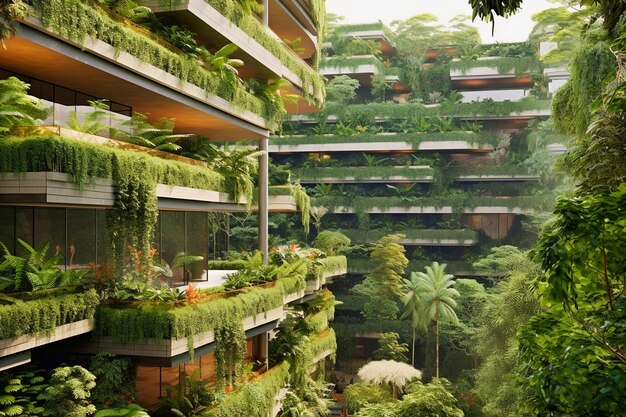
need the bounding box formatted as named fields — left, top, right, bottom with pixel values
left=258, top=136, right=269, bottom=265
left=262, top=0, right=269, bottom=26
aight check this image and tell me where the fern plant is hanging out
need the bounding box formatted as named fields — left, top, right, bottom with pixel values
left=0, top=239, right=86, bottom=293
left=66, top=99, right=112, bottom=135
left=0, top=77, right=49, bottom=136
left=111, top=112, right=192, bottom=152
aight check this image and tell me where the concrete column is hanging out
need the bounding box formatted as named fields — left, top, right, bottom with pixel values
left=262, top=0, right=269, bottom=26
left=258, top=136, right=269, bottom=265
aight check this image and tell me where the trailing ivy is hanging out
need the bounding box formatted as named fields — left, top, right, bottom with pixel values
left=294, top=166, right=435, bottom=181
left=200, top=0, right=325, bottom=107
left=271, top=131, right=500, bottom=148
left=308, top=256, right=347, bottom=282
left=338, top=228, right=479, bottom=244
left=0, top=134, right=225, bottom=271
left=0, top=289, right=99, bottom=340
left=94, top=275, right=305, bottom=345
left=312, top=193, right=558, bottom=213
left=449, top=56, right=539, bottom=76
left=267, top=184, right=311, bottom=233
left=321, top=55, right=387, bottom=72
left=318, top=99, right=552, bottom=124
left=205, top=361, right=290, bottom=417
left=29, top=0, right=281, bottom=125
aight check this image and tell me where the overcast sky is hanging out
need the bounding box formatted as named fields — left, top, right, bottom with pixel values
left=326, top=0, right=556, bottom=44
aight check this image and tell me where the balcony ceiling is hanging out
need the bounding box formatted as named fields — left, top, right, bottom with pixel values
left=268, top=0, right=318, bottom=60
left=3, top=24, right=269, bottom=140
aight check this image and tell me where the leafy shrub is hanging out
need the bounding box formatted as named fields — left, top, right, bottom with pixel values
left=344, top=383, right=393, bottom=413
left=313, top=231, right=351, bottom=256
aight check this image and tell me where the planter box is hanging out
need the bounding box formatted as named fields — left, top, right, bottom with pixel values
left=0, top=172, right=115, bottom=207
left=0, top=319, right=94, bottom=370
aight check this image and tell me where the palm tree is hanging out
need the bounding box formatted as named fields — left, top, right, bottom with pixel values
left=413, top=261, right=459, bottom=378
left=400, top=274, right=425, bottom=367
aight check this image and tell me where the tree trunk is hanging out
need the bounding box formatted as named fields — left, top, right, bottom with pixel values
left=435, top=310, right=440, bottom=378
left=411, top=325, right=416, bottom=367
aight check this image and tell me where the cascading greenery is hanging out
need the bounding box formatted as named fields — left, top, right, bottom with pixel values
left=0, top=289, right=99, bottom=340
left=204, top=362, right=291, bottom=417
left=312, top=193, right=558, bottom=213
left=271, top=131, right=500, bottom=148
left=294, top=166, right=436, bottom=181
left=449, top=56, right=539, bottom=75
left=307, top=256, right=348, bottom=282
left=338, top=228, right=479, bottom=244
left=94, top=273, right=305, bottom=345
left=200, top=0, right=325, bottom=106
left=0, top=134, right=225, bottom=271
left=28, top=0, right=278, bottom=126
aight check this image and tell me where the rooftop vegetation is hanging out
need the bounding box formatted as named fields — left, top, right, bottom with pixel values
left=29, top=0, right=281, bottom=127
left=338, top=229, right=479, bottom=244
left=201, top=0, right=325, bottom=105
left=449, top=56, right=540, bottom=75
left=272, top=131, right=498, bottom=147
left=312, top=193, right=557, bottom=212
left=294, top=166, right=435, bottom=181
left=333, top=22, right=387, bottom=34
left=322, top=99, right=552, bottom=124
left=0, top=289, right=99, bottom=340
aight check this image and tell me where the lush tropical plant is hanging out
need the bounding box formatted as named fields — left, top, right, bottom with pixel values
left=372, top=333, right=409, bottom=363
left=309, top=206, right=329, bottom=234
left=0, top=239, right=89, bottom=293
left=395, top=380, right=464, bottom=417
left=111, top=113, right=192, bottom=152
left=66, top=99, right=112, bottom=135
left=411, top=262, right=459, bottom=378
left=0, top=0, right=29, bottom=40
left=312, top=231, right=350, bottom=255
left=88, top=352, right=137, bottom=409
left=0, top=369, right=47, bottom=416
left=0, top=77, right=49, bottom=136
left=344, top=383, right=393, bottom=414
left=353, top=235, right=408, bottom=323
left=39, top=366, right=97, bottom=417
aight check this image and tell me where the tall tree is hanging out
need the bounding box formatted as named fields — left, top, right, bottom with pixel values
left=413, top=262, right=459, bottom=378
left=353, top=234, right=408, bottom=324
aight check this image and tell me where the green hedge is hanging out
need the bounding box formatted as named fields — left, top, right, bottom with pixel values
left=312, top=194, right=557, bottom=212
left=31, top=0, right=280, bottom=125
left=206, top=260, right=247, bottom=270
left=0, top=135, right=225, bottom=191
left=294, top=166, right=435, bottom=181
left=346, top=257, right=477, bottom=275
left=321, top=55, right=385, bottom=72
left=333, top=22, right=386, bottom=34
left=271, top=131, right=499, bottom=147
left=0, top=289, right=99, bottom=340
left=202, top=0, right=325, bottom=106
left=320, top=99, right=552, bottom=123
left=205, top=361, right=291, bottom=417
left=449, top=56, right=539, bottom=75
left=94, top=275, right=305, bottom=343
left=308, top=256, right=347, bottom=281
left=307, top=328, right=336, bottom=361
left=338, top=228, right=479, bottom=243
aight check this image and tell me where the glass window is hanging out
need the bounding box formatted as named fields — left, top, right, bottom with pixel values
left=34, top=208, right=66, bottom=264
left=186, top=212, right=207, bottom=281
left=96, top=210, right=108, bottom=266
left=160, top=211, right=185, bottom=283
left=0, top=207, right=15, bottom=254
left=15, top=207, right=33, bottom=255
left=67, top=209, right=96, bottom=267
